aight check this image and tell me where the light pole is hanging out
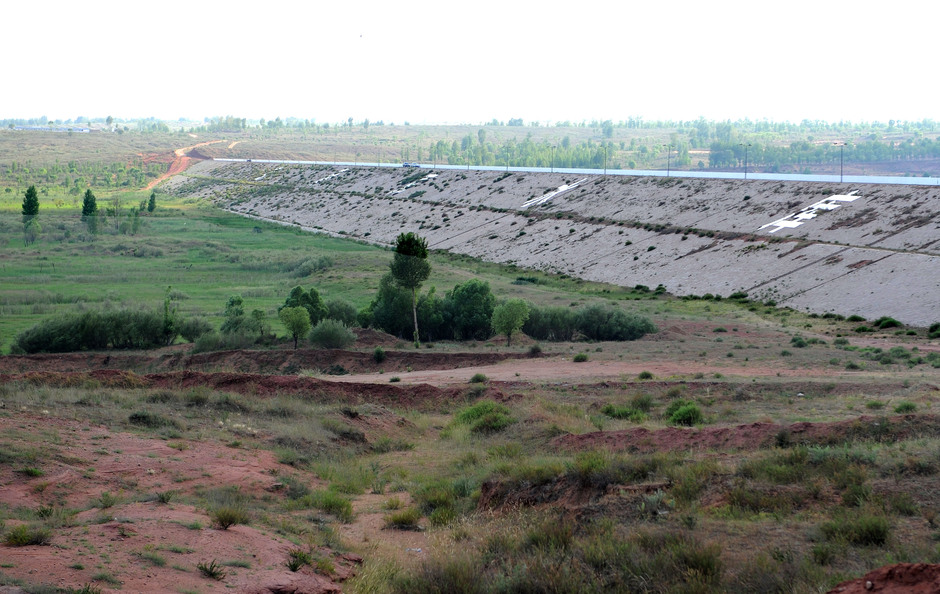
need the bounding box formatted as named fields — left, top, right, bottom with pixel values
left=834, top=142, right=845, bottom=183
left=740, top=142, right=752, bottom=179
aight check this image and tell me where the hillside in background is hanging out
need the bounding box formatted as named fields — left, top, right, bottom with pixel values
left=168, top=161, right=940, bottom=326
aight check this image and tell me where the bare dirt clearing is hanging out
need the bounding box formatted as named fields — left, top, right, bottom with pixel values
left=0, top=413, right=356, bottom=593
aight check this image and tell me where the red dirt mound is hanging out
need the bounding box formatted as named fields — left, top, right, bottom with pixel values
left=0, top=370, right=462, bottom=410
left=0, top=346, right=534, bottom=376
left=828, top=563, right=940, bottom=593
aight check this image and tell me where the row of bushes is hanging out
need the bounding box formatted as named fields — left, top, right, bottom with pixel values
left=360, top=275, right=655, bottom=343
left=14, top=308, right=179, bottom=353
left=524, top=303, right=657, bottom=342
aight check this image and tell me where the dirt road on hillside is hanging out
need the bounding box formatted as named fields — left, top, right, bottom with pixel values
left=145, top=139, right=224, bottom=190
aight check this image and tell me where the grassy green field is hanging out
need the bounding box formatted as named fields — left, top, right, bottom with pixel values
left=0, top=186, right=665, bottom=353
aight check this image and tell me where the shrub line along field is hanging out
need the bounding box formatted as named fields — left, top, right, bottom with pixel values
left=1, top=147, right=940, bottom=592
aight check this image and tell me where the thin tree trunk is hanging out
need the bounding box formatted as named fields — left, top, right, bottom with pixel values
left=412, top=287, right=420, bottom=346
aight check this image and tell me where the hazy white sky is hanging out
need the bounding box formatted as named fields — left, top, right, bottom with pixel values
left=5, top=0, right=936, bottom=125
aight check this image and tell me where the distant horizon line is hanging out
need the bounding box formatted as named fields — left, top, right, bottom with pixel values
left=3, top=114, right=937, bottom=128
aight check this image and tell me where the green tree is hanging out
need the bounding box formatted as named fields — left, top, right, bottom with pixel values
left=309, top=318, right=356, bottom=349
left=360, top=273, right=413, bottom=339
left=250, top=309, right=269, bottom=339
left=147, top=191, right=156, bottom=213
left=390, top=232, right=431, bottom=346
left=23, top=218, right=41, bottom=246
left=444, top=279, right=495, bottom=340
left=492, top=299, right=530, bottom=346
left=81, top=189, right=98, bottom=218
left=22, top=185, right=40, bottom=243
left=280, top=286, right=328, bottom=326
left=161, top=287, right=179, bottom=346
left=22, top=185, right=39, bottom=218
left=278, top=306, right=311, bottom=349
left=220, top=295, right=247, bottom=334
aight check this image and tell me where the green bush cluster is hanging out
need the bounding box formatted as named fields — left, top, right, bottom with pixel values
left=664, top=400, right=702, bottom=426
left=455, top=400, right=515, bottom=434
left=15, top=308, right=179, bottom=353
left=524, top=303, right=656, bottom=342
left=309, top=319, right=357, bottom=349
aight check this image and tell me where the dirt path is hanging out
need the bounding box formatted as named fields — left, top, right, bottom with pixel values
left=330, top=356, right=840, bottom=387
left=145, top=140, right=225, bottom=190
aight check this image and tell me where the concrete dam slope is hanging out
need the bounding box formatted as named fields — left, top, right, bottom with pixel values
left=168, top=161, right=940, bottom=326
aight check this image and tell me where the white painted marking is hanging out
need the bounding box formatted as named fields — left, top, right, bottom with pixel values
left=758, top=191, right=860, bottom=233
left=522, top=178, right=588, bottom=208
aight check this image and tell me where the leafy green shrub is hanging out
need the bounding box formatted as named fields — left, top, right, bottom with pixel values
left=638, top=370, right=654, bottom=380
left=5, top=523, right=52, bottom=546
left=601, top=404, right=644, bottom=422
left=385, top=507, right=422, bottom=530
left=14, top=308, right=174, bottom=353
left=841, top=483, right=872, bottom=507
left=575, top=304, right=657, bottom=341
left=469, top=373, right=488, bottom=383
left=456, top=400, right=515, bottom=434
left=429, top=506, right=457, bottom=527
left=156, top=490, right=176, bottom=504
left=573, top=352, right=589, bottom=362
left=665, top=400, right=702, bottom=426
left=790, top=336, right=808, bottom=348
left=443, top=279, right=496, bottom=340
left=847, top=314, right=866, bottom=322
left=523, top=306, right=578, bottom=341
left=471, top=412, right=514, bottom=434
left=128, top=411, right=181, bottom=430
left=178, top=316, right=213, bottom=343
left=929, top=322, right=940, bottom=339
left=98, top=491, right=119, bottom=508
left=211, top=505, right=250, bottom=530
left=288, top=490, right=354, bottom=523
left=874, top=316, right=902, bottom=329
left=325, top=298, right=359, bottom=327
left=456, top=400, right=509, bottom=424
left=309, top=319, right=356, bottom=349
left=372, top=346, right=386, bottom=363
left=631, top=393, right=654, bottom=412
left=894, top=401, right=917, bottom=414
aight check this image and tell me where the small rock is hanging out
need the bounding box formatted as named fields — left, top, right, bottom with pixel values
left=865, top=580, right=873, bottom=590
